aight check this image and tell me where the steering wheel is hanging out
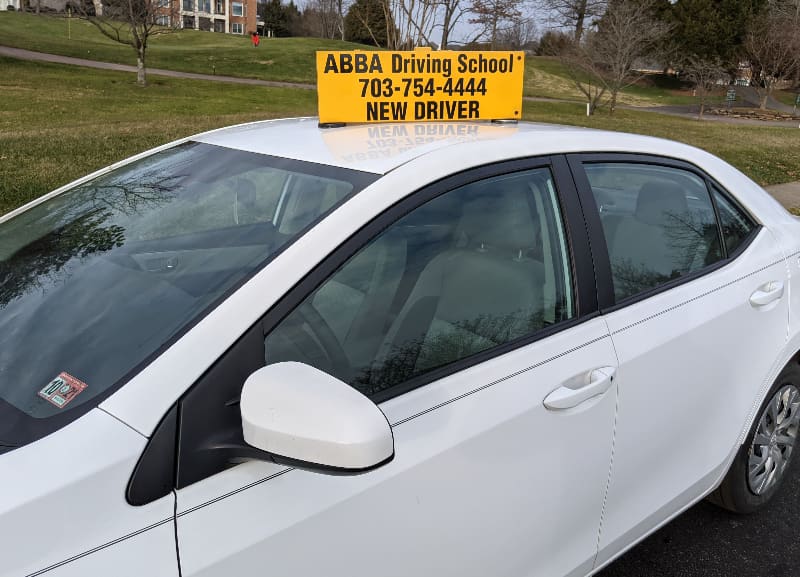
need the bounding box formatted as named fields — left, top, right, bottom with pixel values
left=294, top=301, right=351, bottom=379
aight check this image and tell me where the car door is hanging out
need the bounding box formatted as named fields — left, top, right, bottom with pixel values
left=567, top=156, right=790, bottom=569
left=170, top=159, right=619, bottom=577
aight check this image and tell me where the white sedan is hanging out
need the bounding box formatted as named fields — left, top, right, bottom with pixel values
left=1, top=118, right=799, bottom=577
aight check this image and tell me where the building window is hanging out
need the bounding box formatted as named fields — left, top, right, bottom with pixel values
left=214, top=19, right=225, bottom=31
left=199, top=0, right=210, bottom=11
left=231, top=22, right=243, bottom=33
left=215, top=0, right=223, bottom=13
left=182, top=0, right=193, bottom=11
left=156, top=15, right=170, bottom=25
left=182, top=14, right=195, bottom=27
left=231, top=1, right=243, bottom=16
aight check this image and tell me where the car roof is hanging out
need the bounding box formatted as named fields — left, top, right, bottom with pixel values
left=193, top=117, right=607, bottom=175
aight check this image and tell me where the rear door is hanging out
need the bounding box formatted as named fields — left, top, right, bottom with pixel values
left=173, top=159, right=619, bottom=577
left=567, top=156, right=790, bottom=568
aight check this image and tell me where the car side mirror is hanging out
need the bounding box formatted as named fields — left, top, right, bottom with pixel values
left=240, top=362, right=394, bottom=472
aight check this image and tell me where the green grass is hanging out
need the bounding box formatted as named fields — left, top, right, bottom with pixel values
left=0, top=11, right=369, bottom=83
left=524, top=56, right=700, bottom=107
left=4, top=12, right=708, bottom=107
left=2, top=55, right=800, bottom=215
left=522, top=101, right=800, bottom=186
left=774, top=89, right=800, bottom=108
left=0, top=56, right=316, bottom=213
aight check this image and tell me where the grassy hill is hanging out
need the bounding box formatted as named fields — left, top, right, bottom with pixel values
left=0, top=11, right=366, bottom=83
left=0, top=56, right=317, bottom=212
left=3, top=55, right=800, bottom=216
left=0, top=12, right=710, bottom=106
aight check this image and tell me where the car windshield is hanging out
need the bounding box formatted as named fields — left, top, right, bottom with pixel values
left=0, top=142, right=377, bottom=452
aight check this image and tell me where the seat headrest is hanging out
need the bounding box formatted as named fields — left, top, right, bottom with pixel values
left=457, top=180, right=538, bottom=253
left=636, top=181, right=689, bottom=226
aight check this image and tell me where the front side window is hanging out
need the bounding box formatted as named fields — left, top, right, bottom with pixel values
left=0, top=142, right=375, bottom=452
left=231, top=1, right=243, bottom=15
left=231, top=22, right=243, bottom=33
left=182, top=0, right=193, bottom=11
left=585, top=162, right=722, bottom=302
left=264, top=168, right=574, bottom=398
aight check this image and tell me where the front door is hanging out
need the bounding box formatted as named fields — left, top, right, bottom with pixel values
left=174, top=163, right=619, bottom=577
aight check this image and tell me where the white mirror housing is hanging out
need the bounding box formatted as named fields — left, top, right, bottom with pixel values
left=240, top=362, right=394, bottom=471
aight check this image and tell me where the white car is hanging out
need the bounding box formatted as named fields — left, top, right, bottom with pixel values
left=1, top=118, right=799, bottom=577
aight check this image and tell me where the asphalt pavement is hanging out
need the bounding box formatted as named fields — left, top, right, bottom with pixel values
left=597, top=454, right=800, bottom=576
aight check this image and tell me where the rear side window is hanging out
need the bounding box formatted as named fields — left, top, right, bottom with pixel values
left=584, top=163, right=723, bottom=302
left=264, top=168, right=574, bottom=398
left=711, top=185, right=756, bottom=255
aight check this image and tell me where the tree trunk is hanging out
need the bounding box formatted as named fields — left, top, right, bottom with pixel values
left=609, top=90, right=617, bottom=114
left=337, top=0, right=344, bottom=40
left=698, top=99, right=705, bottom=118
left=441, top=7, right=451, bottom=49
left=137, top=50, right=147, bottom=86
left=760, top=92, right=768, bottom=110
left=574, top=0, right=587, bottom=42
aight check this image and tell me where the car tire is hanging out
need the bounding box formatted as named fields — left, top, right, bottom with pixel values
left=709, top=361, right=800, bottom=514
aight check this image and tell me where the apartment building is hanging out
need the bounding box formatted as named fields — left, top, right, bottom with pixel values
left=179, top=0, right=257, bottom=34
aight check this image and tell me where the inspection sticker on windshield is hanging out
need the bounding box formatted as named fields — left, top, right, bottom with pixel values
left=38, top=372, right=87, bottom=409
left=316, top=48, right=524, bottom=124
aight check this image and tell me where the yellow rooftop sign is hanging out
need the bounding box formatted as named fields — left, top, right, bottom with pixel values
left=316, top=49, right=524, bottom=124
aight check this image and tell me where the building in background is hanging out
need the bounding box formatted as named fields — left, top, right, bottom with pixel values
left=179, top=0, right=257, bottom=34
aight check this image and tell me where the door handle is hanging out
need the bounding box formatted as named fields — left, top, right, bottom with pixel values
left=544, top=367, right=616, bottom=410
left=749, top=281, right=784, bottom=307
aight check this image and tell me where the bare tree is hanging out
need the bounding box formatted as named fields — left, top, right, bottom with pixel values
left=302, top=0, right=342, bottom=38
left=682, top=56, right=729, bottom=118
left=561, top=0, right=670, bottom=114
left=336, top=0, right=349, bottom=39
left=495, top=15, right=536, bottom=49
left=436, top=0, right=467, bottom=48
left=387, top=0, right=439, bottom=48
left=76, top=0, right=180, bottom=86
left=745, top=5, right=800, bottom=108
left=538, top=0, right=606, bottom=42
left=560, top=37, right=608, bottom=114
left=467, top=0, right=523, bottom=49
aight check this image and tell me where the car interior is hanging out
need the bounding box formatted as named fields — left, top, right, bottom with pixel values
left=265, top=169, right=574, bottom=397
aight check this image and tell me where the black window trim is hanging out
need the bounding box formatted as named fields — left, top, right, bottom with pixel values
left=128, top=155, right=601, bottom=504
left=567, top=152, right=762, bottom=313
left=262, top=156, right=599, bottom=401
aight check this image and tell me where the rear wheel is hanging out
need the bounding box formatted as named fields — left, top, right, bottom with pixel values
left=709, top=363, right=800, bottom=513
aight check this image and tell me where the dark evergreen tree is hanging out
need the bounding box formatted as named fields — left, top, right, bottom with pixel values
left=668, top=0, right=766, bottom=66
left=260, top=0, right=297, bottom=36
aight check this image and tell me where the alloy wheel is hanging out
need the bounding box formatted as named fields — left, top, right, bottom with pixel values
left=748, top=384, right=800, bottom=496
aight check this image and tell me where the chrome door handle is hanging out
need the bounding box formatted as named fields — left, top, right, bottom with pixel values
left=750, top=281, right=784, bottom=307
left=544, top=367, right=616, bottom=410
